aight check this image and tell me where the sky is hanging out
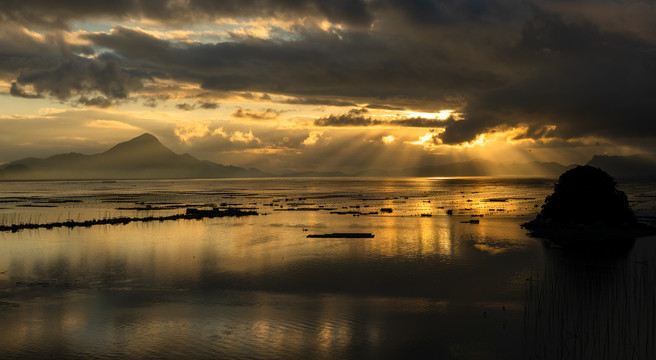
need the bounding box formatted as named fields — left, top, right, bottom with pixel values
left=1, top=0, right=656, bottom=173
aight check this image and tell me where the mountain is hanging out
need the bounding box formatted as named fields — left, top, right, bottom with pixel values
left=5, top=133, right=626, bottom=180
left=587, top=154, right=656, bottom=177
left=0, top=133, right=268, bottom=180
left=0, top=163, right=31, bottom=179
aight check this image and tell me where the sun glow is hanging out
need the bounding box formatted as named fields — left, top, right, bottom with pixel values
left=410, top=130, right=442, bottom=146
left=403, top=110, right=455, bottom=120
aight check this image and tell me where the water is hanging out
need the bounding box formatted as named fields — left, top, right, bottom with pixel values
left=0, top=177, right=655, bottom=359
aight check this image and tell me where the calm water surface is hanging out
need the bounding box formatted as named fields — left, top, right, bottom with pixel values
left=1, top=178, right=655, bottom=359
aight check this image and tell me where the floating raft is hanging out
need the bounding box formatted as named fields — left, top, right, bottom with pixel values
left=330, top=211, right=378, bottom=215
left=0, top=207, right=258, bottom=233
left=307, top=233, right=375, bottom=238
left=461, top=219, right=480, bottom=224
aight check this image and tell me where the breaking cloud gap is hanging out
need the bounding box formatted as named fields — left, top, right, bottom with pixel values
left=315, top=108, right=457, bottom=128
left=437, top=9, right=656, bottom=145
left=3, top=1, right=656, bottom=148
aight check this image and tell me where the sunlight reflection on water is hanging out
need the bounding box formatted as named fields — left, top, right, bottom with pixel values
left=0, top=177, right=654, bottom=359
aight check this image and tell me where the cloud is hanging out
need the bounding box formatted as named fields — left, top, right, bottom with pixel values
left=3, top=1, right=656, bottom=154
left=231, top=107, right=282, bottom=120
left=143, top=97, right=159, bottom=108
left=283, top=97, right=358, bottom=107
left=0, top=25, right=147, bottom=104
left=212, top=127, right=228, bottom=137
left=314, top=108, right=372, bottom=126
left=176, top=101, right=220, bottom=111
left=77, top=96, right=113, bottom=108
left=381, top=135, right=395, bottom=144
left=366, top=104, right=405, bottom=111
left=176, top=103, right=195, bottom=111
left=85, top=120, right=141, bottom=131
left=0, top=0, right=374, bottom=28
left=372, top=0, right=526, bottom=26
left=77, top=25, right=498, bottom=109
left=392, top=117, right=457, bottom=128
left=229, top=130, right=261, bottom=144
left=198, top=101, right=219, bottom=109
left=302, top=130, right=325, bottom=145
left=2, top=13, right=503, bottom=109
left=410, top=130, right=442, bottom=146
left=314, top=108, right=456, bottom=128
left=438, top=9, right=656, bottom=145
left=9, top=82, right=42, bottom=98
left=15, top=56, right=147, bottom=101
left=174, top=120, right=211, bottom=142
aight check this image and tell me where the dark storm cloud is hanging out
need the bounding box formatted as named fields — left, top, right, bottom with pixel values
left=2, top=4, right=508, bottom=109
left=439, top=9, right=656, bottom=144
left=1, top=0, right=524, bottom=29
left=315, top=108, right=456, bottom=128
left=372, top=0, right=522, bottom=25
left=81, top=26, right=177, bottom=64
left=12, top=55, right=148, bottom=101
left=4, top=0, right=656, bottom=147
left=82, top=26, right=502, bottom=107
left=0, top=0, right=373, bottom=28
left=0, top=19, right=149, bottom=103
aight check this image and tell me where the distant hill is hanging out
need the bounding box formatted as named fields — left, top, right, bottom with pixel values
left=355, top=159, right=574, bottom=178
left=587, top=154, right=656, bottom=177
left=0, top=136, right=578, bottom=180
left=279, top=170, right=349, bottom=177
left=0, top=133, right=268, bottom=180
left=9, top=133, right=640, bottom=180
left=404, top=159, right=573, bottom=177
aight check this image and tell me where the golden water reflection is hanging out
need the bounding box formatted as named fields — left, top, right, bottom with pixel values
left=0, top=212, right=537, bottom=291
left=2, top=177, right=604, bottom=359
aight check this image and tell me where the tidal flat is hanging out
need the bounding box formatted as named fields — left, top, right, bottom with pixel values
left=1, top=177, right=655, bottom=359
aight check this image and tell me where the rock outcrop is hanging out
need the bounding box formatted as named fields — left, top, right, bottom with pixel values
left=523, top=165, right=655, bottom=240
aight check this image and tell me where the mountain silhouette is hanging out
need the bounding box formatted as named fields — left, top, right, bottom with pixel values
left=5, top=134, right=654, bottom=180
left=0, top=135, right=576, bottom=180
left=404, top=159, right=574, bottom=177
left=587, top=154, right=656, bottom=177
left=0, top=133, right=267, bottom=180
left=353, top=159, right=574, bottom=177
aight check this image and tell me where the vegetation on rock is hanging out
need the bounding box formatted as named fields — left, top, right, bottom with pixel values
left=524, top=166, right=642, bottom=234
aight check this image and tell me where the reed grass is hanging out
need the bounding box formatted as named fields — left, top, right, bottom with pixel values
left=523, top=244, right=656, bottom=359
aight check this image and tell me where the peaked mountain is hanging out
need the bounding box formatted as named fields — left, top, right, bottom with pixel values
left=0, top=133, right=267, bottom=180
